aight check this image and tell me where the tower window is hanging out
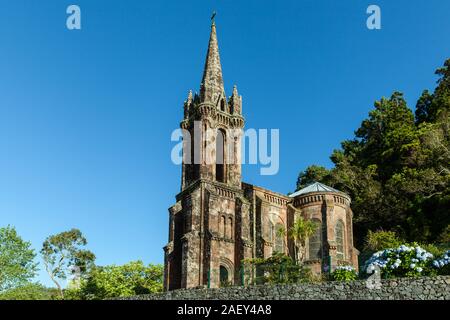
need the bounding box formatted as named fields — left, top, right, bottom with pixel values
left=227, top=217, right=233, bottom=239
left=220, top=99, right=225, bottom=112
left=220, top=215, right=226, bottom=238
left=216, top=129, right=226, bottom=182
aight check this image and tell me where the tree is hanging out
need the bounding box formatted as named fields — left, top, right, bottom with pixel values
left=288, top=217, right=318, bottom=264
left=294, top=58, right=450, bottom=248
left=0, top=226, right=38, bottom=292
left=0, top=283, right=59, bottom=300
left=296, top=165, right=331, bottom=190
left=79, top=261, right=163, bottom=300
left=40, top=229, right=95, bottom=299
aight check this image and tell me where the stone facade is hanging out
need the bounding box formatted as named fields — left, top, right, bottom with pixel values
left=163, top=21, right=358, bottom=291
left=121, top=276, right=450, bottom=300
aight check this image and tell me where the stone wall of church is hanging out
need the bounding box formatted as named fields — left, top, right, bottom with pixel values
left=292, top=192, right=359, bottom=273
left=242, top=184, right=291, bottom=260
left=205, top=183, right=241, bottom=288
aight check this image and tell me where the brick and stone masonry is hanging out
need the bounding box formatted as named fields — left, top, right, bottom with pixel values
left=163, top=20, right=359, bottom=291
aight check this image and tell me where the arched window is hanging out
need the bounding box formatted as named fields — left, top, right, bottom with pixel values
left=219, top=215, right=226, bottom=238
left=335, top=220, right=345, bottom=260
left=309, top=219, right=322, bottom=260
left=220, top=99, right=225, bottom=112
left=274, top=223, right=284, bottom=253
left=216, top=129, right=226, bottom=182
left=227, top=217, right=233, bottom=239
left=191, top=131, right=199, bottom=180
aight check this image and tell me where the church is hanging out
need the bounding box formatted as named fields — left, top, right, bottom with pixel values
left=163, top=20, right=359, bottom=291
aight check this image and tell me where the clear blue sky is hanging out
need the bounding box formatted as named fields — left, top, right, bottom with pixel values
left=0, top=1, right=449, bottom=287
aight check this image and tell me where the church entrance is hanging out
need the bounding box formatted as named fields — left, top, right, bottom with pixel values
left=219, top=265, right=229, bottom=287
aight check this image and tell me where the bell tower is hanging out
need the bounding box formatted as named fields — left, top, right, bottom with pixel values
left=164, top=18, right=252, bottom=291
left=180, top=20, right=244, bottom=190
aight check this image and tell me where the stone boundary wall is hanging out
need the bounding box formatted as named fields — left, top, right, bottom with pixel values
left=118, top=276, right=450, bottom=300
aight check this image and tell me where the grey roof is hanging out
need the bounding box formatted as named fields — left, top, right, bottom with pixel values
left=289, top=182, right=345, bottom=198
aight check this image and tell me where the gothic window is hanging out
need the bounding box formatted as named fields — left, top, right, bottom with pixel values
left=227, top=217, right=233, bottom=239
left=191, top=131, right=199, bottom=180
left=274, top=223, right=284, bottom=253
left=216, top=129, right=226, bottom=182
left=220, top=215, right=226, bottom=238
left=220, top=99, right=225, bottom=112
left=309, top=219, right=322, bottom=260
left=335, top=220, right=345, bottom=261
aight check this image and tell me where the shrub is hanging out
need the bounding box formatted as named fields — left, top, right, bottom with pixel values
left=0, top=283, right=59, bottom=300
left=437, top=225, right=450, bottom=244
left=364, top=244, right=434, bottom=278
left=364, top=230, right=402, bottom=252
left=420, top=243, right=445, bottom=257
left=330, top=266, right=358, bottom=281
left=243, top=253, right=313, bottom=285
left=432, top=250, right=450, bottom=275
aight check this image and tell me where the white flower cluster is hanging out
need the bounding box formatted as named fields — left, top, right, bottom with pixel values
left=365, top=245, right=433, bottom=274
left=335, top=265, right=356, bottom=272
left=432, top=250, right=450, bottom=269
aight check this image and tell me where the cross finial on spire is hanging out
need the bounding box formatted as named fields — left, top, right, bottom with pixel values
left=211, top=11, right=216, bottom=25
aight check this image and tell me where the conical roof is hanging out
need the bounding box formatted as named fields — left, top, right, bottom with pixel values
left=289, top=182, right=346, bottom=198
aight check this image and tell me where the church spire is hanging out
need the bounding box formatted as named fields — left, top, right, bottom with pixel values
left=200, top=15, right=225, bottom=106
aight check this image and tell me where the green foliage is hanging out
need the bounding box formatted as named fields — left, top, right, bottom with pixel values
left=296, top=165, right=331, bottom=190
left=79, top=261, right=163, bottom=300
left=330, top=266, right=358, bottom=282
left=437, top=225, right=450, bottom=244
left=364, top=230, right=402, bottom=252
left=243, top=253, right=313, bottom=285
left=287, top=217, right=318, bottom=263
left=420, top=243, right=445, bottom=258
left=0, top=283, right=59, bottom=300
left=0, top=226, right=38, bottom=292
left=40, top=228, right=95, bottom=299
left=295, top=59, right=450, bottom=248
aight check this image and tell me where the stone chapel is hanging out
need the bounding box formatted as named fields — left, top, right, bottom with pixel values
left=163, top=20, right=359, bottom=291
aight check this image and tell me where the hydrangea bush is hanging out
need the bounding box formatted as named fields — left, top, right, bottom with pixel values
left=432, top=250, right=450, bottom=275
left=330, top=266, right=358, bottom=281
left=364, top=244, right=434, bottom=278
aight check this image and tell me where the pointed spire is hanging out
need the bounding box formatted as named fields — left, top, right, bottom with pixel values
left=184, top=90, right=193, bottom=118
left=229, top=85, right=242, bottom=114
left=186, top=90, right=193, bottom=104
left=232, top=85, right=238, bottom=97
left=200, top=17, right=225, bottom=105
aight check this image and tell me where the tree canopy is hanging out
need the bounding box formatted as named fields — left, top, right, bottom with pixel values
left=78, top=261, right=163, bottom=300
left=40, top=228, right=95, bottom=299
left=296, top=59, right=450, bottom=248
left=0, top=226, right=38, bottom=292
